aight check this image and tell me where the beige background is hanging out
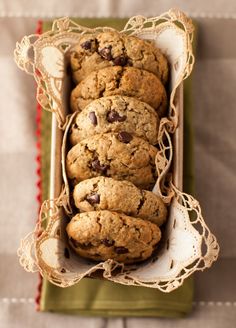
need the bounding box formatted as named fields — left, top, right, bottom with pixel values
left=0, top=1, right=236, bottom=327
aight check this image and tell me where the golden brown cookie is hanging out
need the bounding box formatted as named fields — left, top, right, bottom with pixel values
left=66, top=132, right=157, bottom=190
left=66, top=210, right=161, bottom=264
left=70, top=30, right=168, bottom=84
left=69, top=95, right=160, bottom=145
left=73, top=177, right=167, bottom=226
left=70, top=66, right=167, bottom=117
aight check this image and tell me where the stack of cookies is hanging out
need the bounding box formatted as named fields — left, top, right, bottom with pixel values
left=65, top=31, right=169, bottom=264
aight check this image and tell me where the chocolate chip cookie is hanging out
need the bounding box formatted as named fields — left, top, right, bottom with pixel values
left=66, top=132, right=157, bottom=189
left=69, top=95, right=160, bottom=145
left=73, top=177, right=167, bottom=226
left=70, top=66, right=167, bottom=117
left=66, top=210, right=161, bottom=264
left=70, top=30, right=169, bottom=84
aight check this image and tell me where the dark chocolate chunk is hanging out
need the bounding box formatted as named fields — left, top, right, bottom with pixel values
left=113, top=55, right=128, bottom=66
left=99, top=45, right=112, bottom=60
left=126, top=58, right=133, bottom=66
left=91, top=159, right=109, bottom=174
left=61, top=268, right=66, bottom=273
left=102, top=239, right=115, bottom=247
left=64, top=247, right=70, bottom=259
left=107, top=110, right=127, bottom=123
left=117, top=131, right=133, bottom=143
left=88, top=111, right=97, bottom=125
left=86, top=193, right=100, bottom=205
left=72, top=122, right=78, bottom=129
left=81, top=40, right=92, bottom=50
left=115, top=246, right=129, bottom=254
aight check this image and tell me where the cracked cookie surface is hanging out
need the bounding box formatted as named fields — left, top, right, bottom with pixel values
left=69, top=95, right=160, bottom=145
left=70, top=30, right=169, bottom=84
left=66, top=132, right=157, bottom=190
left=66, top=210, right=161, bottom=263
left=70, top=66, right=167, bottom=117
left=73, top=177, right=167, bottom=226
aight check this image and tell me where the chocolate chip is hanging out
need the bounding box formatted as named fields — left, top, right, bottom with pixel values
left=61, top=268, right=66, bottom=273
left=99, top=45, right=112, bottom=60
left=107, top=110, right=127, bottom=123
left=127, top=58, right=133, bottom=66
left=115, top=246, right=128, bottom=254
left=64, top=247, right=70, bottom=259
left=86, top=193, right=100, bottom=205
left=117, top=131, right=133, bottom=143
left=91, top=159, right=109, bottom=174
left=72, top=122, right=78, bottom=129
left=113, top=55, right=128, bottom=66
left=70, top=238, right=80, bottom=248
left=88, top=111, right=97, bottom=125
left=81, top=40, right=92, bottom=50
left=102, top=239, right=115, bottom=247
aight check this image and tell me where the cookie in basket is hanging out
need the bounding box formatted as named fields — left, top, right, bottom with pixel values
left=70, top=30, right=169, bottom=84
left=70, top=66, right=167, bottom=117
left=66, top=132, right=157, bottom=190
left=69, top=95, right=160, bottom=145
left=66, top=210, right=161, bottom=264
left=73, top=177, right=167, bottom=226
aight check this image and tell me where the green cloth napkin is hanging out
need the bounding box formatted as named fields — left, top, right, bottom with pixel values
left=39, top=18, right=194, bottom=317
